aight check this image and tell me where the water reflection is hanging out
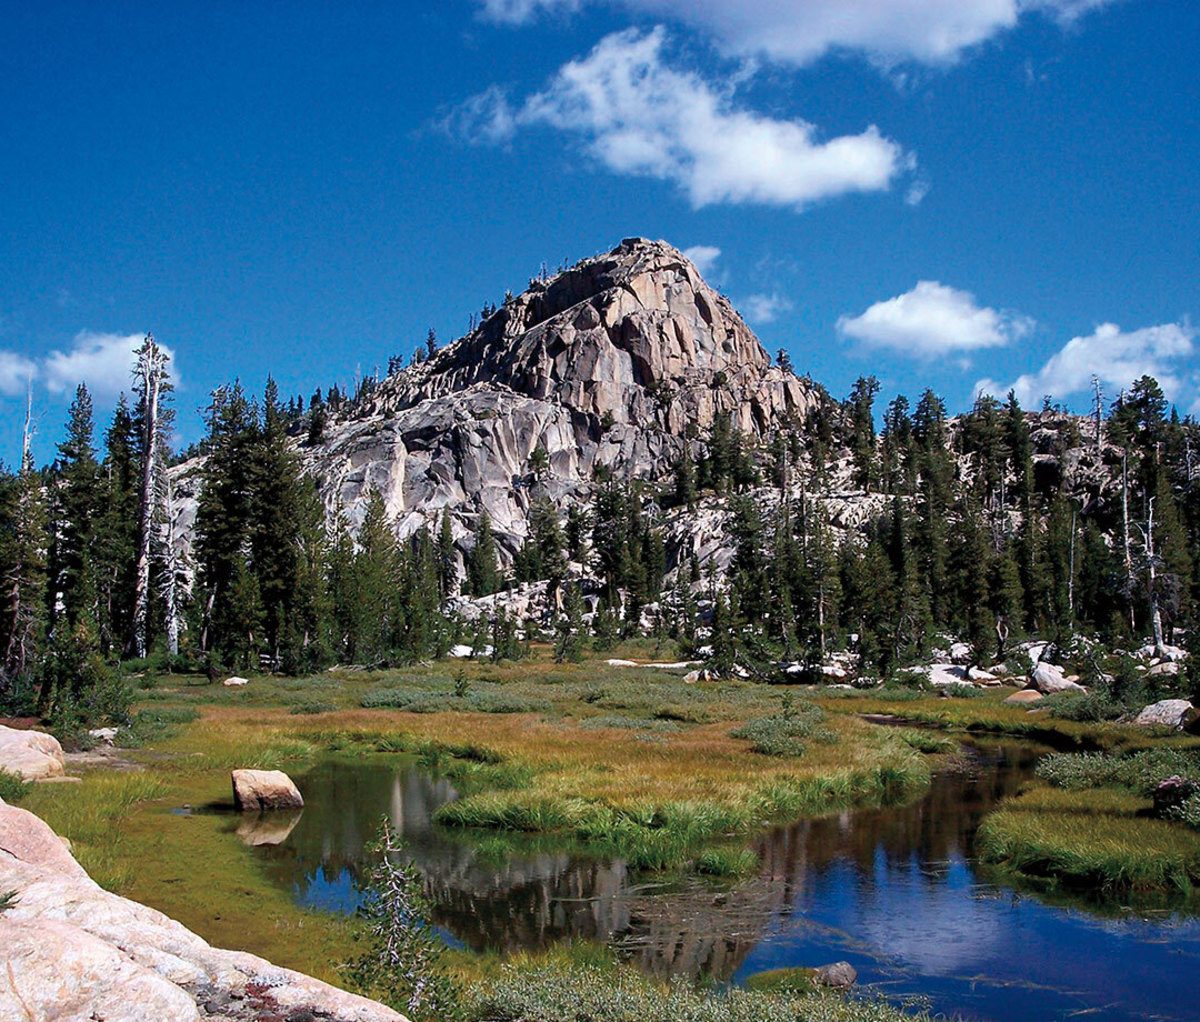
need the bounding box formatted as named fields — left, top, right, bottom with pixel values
left=241, top=745, right=1200, bottom=1022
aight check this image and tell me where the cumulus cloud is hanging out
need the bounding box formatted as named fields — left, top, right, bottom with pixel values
left=0, top=352, right=38, bottom=398
left=838, top=281, right=1031, bottom=358
left=682, top=245, right=721, bottom=276
left=43, top=331, right=176, bottom=401
left=741, top=293, right=794, bottom=325
left=450, top=28, right=909, bottom=210
left=476, top=0, right=1113, bottom=67
left=975, top=322, right=1196, bottom=408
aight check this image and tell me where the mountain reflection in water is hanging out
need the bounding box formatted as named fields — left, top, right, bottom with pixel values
left=242, top=745, right=1200, bottom=1022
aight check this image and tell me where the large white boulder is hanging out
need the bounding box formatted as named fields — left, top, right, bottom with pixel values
left=1029, top=662, right=1085, bottom=694
left=0, top=795, right=405, bottom=1022
left=230, top=769, right=304, bottom=811
left=0, top=724, right=66, bottom=781
left=1133, top=699, right=1194, bottom=730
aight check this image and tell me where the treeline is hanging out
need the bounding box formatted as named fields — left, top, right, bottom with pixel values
left=3, top=355, right=1198, bottom=725
left=688, top=375, right=1198, bottom=677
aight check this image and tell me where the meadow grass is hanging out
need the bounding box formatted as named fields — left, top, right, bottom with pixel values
left=977, top=785, right=1200, bottom=893
left=15, top=648, right=934, bottom=982
left=462, top=948, right=932, bottom=1022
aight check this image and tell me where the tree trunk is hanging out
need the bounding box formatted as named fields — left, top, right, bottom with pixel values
left=133, top=336, right=164, bottom=659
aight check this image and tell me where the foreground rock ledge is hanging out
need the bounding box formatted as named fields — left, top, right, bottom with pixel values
left=0, top=795, right=405, bottom=1022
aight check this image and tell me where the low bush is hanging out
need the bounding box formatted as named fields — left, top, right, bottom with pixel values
left=1037, top=749, right=1200, bottom=798
left=579, top=715, right=683, bottom=732
left=730, top=703, right=836, bottom=757
left=119, top=707, right=199, bottom=748
left=468, top=961, right=931, bottom=1022
left=1042, top=689, right=1127, bottom=722
left=0, top=767, right=32, bottom=803
left=289, top=700, right=337, bottom=715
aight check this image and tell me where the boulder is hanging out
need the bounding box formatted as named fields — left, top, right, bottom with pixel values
left=223, top=675, right=249, bottom=687
left=814, top=961, right=857, bottom=988
left=1004, top=689, right=1045, bottom=705
left=1152, top=775, right=1199, bottom=818
left=1133, top=699, right=1194, bottom=730
left=927, top=664, right=973, bottom=688
left=0, top=723, right=66, bottom=781
left=231, top=769, right=304, bottom=811
left=0, top=797, right=406, bottom=1022
left=1147, top=661, right=1181, bottom=678
left=1029, top=662, right=1085, bottom=694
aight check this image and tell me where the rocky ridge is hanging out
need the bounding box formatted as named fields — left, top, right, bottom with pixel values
left=170, top=238, right=821, bottom=565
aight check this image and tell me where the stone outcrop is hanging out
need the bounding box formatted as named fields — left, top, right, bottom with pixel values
left=231, top=769, right=305, bottom=811
left=167, top=238, right=824, bottom=572
left=0, top=795, right=405, bottom=1022
left=1133, top=699, right=1194, bottom=730
left=1028, top=662, right=1085, bottom=695
left=0, top=724, right=66, bottom=781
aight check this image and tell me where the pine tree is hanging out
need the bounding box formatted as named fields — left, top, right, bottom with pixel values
left=847, top=376, right=880, bottom=492
left=467, top=509, right=499, bottom=597
left=50, top=384, right=101, bottom=633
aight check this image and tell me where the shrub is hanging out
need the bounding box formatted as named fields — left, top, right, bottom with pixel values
left=119, top=707, right=199, bottom=748
left=467, top=961, right=929, bottom=1022
left=730, top=703, right=836, bottom=757
left=0, top=767, right=32, bottom=803
left=1042, top=689, right=1126, bottom=722
left=579, top=715, right=682, bottom=733
left=343, top=822, right=460, bottom=1022
left=1037, top=749, right=1200, bottom=798
left=289, top=700, right=337, bottom=715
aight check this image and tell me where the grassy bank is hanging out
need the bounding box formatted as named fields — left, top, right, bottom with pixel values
left=12, top=646, right=939, bottom=981
left=975, top=746, right=1200, bottom=894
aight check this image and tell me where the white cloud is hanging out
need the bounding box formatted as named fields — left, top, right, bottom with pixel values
left=838, top=281, right=1031, bottom=358
left=437, top=84, right=517, bottom=145
left=475, top=0, right=1113, bottom=67
left=0, top=352, right=38, bottom=397
left=741, top=293, right=793, bottom=325
left=452, top=28, right=909, bottom=210
left=476, top=0, right=582, bottom=24
left=975, top=322, right=1196, bottom=408
left=682, top=245, right=721, bottom=276
left=43, top=331, right=176, bottom=401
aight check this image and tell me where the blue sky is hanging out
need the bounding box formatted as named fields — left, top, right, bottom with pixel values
left=1, top=0, right=1196, bottom=462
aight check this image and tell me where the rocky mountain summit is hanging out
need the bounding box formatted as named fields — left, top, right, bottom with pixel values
left=291, top=238, right=820, bottom=550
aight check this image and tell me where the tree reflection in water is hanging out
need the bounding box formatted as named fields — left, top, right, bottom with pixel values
left=242, top=745, right=1200, bottom=1022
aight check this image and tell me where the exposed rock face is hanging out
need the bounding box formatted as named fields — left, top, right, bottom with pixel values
left=167, top=239, right=823, bottom=566
left=0, top=795, right=405, bottom=1022
left=0, top=724, right=66, bottom=781
left=231, top=769, right=305, bottom=811
left=1134, top=699, right=1194, bottom=730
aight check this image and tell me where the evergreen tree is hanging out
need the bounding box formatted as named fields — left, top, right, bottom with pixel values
left=467, top=509, right=499, bottom=597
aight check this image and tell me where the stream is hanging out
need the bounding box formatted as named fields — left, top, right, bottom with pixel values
left=231, top=742, right=1200, bottom=1022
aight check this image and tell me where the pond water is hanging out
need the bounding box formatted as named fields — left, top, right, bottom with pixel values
left=231, top=744, right=1200, bottom=1022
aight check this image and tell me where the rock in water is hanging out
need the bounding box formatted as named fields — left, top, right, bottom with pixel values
left=1134, top=699, right=1194, bottom=730
left=0, top=723, right=66, bottom=781
left=1028, top=662, right=1085, bottom=694
left=231, top=768, right=304, bottom=811
left=814, top=961, right=857, bottom=988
